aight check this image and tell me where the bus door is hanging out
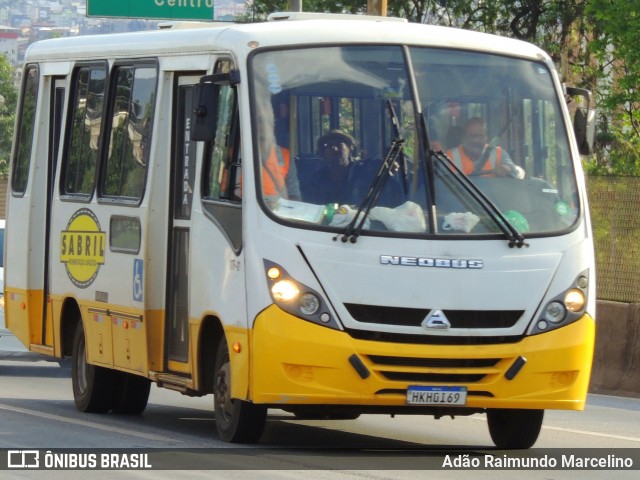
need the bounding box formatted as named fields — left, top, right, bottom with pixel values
left=42, top=77, right=66, bottom=346
left=11, top=72, right=65, bottom=351
left=165, top=74, right=200, bottom=367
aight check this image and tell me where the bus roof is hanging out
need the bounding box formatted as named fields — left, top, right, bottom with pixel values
left=24, top=15, right=549, bottom=65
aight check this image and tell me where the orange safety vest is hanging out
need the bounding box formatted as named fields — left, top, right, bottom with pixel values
left=262, top=145, right=290, bottom=198
left=447, top=146, right=503, bottom=176
left=230, top=146, right=290, bottom=200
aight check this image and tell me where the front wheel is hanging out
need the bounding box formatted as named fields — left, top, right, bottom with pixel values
left=487, top=408, right=544, bottom=449
left=213, top=336, right=267, bottom=443
left=71, top=321, right=115, bottom=413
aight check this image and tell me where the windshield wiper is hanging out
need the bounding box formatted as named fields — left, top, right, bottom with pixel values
left=431, top=150, right=529, bottom=248
left=415, top=106, right=527, bottom=246
left=335, top=100, right=405, bottom=243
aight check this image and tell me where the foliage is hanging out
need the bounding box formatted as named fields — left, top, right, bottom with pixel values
left=0, top=54, right=17, bottom=178
left=584, top=0, right=640, bottom=175
left=241, top=0, right=366, bottom=19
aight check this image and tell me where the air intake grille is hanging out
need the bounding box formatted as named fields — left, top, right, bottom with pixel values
left=344, top=303, right=523, bottom=329
left=380, top=372, right=486, bottom=383
left=367, top=355, right=500, bottom=369
left=363, top=354, right=506, bottom=385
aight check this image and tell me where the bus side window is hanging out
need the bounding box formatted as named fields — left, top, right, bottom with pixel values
left=202, top=84, right=240, bottom=202
left=100, top=64, right=158, bottom=202
left=11, top=65, right=39, bottom=195
left=62, top=64, right=106, bottom=198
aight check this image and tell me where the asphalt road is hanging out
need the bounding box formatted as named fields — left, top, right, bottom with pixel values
left=1, top=315, right=639, bottom=479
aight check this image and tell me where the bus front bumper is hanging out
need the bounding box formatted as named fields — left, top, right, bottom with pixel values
left=250, top=305, right=595, bottom=411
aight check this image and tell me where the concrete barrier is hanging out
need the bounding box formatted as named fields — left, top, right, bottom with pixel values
left=590, top=300, right=640, bottom=398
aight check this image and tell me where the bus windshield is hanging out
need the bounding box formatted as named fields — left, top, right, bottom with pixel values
left=250, top=45, right=578, bottom=237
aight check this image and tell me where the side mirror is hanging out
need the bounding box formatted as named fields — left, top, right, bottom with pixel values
left=190, top=70, right=240, bottom=142
left=190, top=82, right=218, bottom=141
left=565, top=86, right=595, bottom=156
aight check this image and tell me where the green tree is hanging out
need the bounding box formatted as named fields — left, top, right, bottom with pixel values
left=584, top=0, right=640, bottom=175
left=0, top=54, right=17, bottom=178
left=243, top=0, right=366, bottom=19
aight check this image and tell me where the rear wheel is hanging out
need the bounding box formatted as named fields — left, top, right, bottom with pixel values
left=213, top=336, right=267, bottom=443
left=71, top=321, right=115, bottom=413
left=112, top=371, right=151, bottom=414
left=487, top=408, right=544, bottom=449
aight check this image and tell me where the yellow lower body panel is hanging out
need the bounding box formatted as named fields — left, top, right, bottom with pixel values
left=251, top=305, right=595, bottom=411
left=4, top=287, right=48, bottom=350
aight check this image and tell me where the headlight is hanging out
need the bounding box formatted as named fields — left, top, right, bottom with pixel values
left=564, top=289, right=586, bottom=312
left=299, top=293, right=321, bottom=315
left=544, top=301, right=566, bottom=323
left=264, top=260, right=339, bottom=329
left=271, top=280, right=299, bottom=302
left=531, top=270, right=589, bottom=335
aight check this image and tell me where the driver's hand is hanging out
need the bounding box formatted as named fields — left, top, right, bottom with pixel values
left=494, top=164, right=512, bottom=177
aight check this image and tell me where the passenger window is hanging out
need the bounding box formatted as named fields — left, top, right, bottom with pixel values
left=62, top=64, right=106, bottom=197
left=11, top=65, right=39, bottom=195
left=101, top=64, right=157, bottom=201
left=202, top=60, right=240, bottom=202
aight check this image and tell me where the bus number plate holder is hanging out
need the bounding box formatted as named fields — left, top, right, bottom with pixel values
left=406, top=386, right=467, bottom=406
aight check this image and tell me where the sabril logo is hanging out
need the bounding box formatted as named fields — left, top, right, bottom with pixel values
left=60, top=209, right=106, bottom=288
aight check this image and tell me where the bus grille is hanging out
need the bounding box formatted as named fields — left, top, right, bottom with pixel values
left=344, top=303, right=523, bottom=329
left=367, top=355, right=500, bottom=368
left=344, top=327, right=524, bottom=345
left=380, top=372, right=486, bottom=382
left=366, top=355, right=503, bottom=384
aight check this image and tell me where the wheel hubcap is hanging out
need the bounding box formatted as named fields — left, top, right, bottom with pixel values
left=215, top=362, right=233, bottom=420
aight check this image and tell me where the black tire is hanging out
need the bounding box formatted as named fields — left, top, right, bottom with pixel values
left=71, top=321, right=115, bottom=413
left=213, top=336, right=267, bottom=443
left=487, top=408, right=544, bottom=449
left=112, top=371, right=151, bottom=414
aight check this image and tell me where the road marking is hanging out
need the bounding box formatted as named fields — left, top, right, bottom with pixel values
left=0, top=402, right=181, bottom=443
left=468, top=414, right=640, bottom=443
left=541, top=425, right=640, bottom=443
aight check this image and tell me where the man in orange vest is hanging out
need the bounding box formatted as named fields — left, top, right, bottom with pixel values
left=447, top=117, right=524, bottom=179
left=261, top=143, right=300, bottom=201
left=256, top=108, right=301, bottom=205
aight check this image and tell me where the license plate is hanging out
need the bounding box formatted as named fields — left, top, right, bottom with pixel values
left=406, top=386, right=467, bottom=406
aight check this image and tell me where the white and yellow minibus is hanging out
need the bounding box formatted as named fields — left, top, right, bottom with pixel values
left=5, top=12, right=596, bottom=448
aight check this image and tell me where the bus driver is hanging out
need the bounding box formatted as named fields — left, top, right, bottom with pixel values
left=447, top=117, right=525, bottom=179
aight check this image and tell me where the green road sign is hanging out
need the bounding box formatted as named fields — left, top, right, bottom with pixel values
left=87, top=0, right=215, bottom=21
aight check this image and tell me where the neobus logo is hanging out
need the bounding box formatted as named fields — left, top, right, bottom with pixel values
left=60, top=209, right=106, bottom=288
left=380, top=255, right=484, bottom=269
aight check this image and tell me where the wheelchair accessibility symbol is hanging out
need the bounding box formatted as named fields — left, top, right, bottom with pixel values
left=133, top=259, right=144, bottom=302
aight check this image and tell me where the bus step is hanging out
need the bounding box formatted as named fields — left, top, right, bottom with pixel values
left=151, top=372, right=201, bottom=396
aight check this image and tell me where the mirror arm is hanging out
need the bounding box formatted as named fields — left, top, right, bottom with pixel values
left=200, top=69, right=241, bottom=87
